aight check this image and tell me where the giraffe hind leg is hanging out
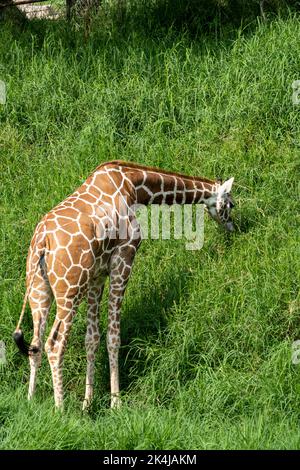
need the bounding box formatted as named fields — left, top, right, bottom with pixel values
left=44, top=238, right=96, bottom=409
left=28, top=266, right=53, bottom=401
left=45, top=297, right=80, bottom=409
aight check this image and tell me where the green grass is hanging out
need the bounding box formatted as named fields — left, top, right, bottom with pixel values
left=0, top=6, right=300, bottom=449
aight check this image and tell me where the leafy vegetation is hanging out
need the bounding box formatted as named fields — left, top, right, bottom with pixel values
left=0, top=4, right=299, bottom=449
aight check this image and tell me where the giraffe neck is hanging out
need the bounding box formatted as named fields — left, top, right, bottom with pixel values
left=112, top=162, right=218, bottom=206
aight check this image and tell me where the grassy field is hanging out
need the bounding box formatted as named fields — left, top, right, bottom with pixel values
left=0, top=4, right=300, bottom=449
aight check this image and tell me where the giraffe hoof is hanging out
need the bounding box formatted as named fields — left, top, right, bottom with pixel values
left=111, top=395, right=121, bottom=409
left=82, top=399, right=91, bottom=412
left=54, top=401, right=64, bottom=412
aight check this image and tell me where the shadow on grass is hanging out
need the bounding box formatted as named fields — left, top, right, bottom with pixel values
left=85, top=251, right=192, bottom=414
left=236, top=213, right=258, bottom=233
left=122, top=269, right=189, bottom=354
left=2, top=0, right=295, bottom=55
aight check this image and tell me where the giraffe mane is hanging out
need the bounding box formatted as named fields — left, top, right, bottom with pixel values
left=96, top=160, right=216, bottom=185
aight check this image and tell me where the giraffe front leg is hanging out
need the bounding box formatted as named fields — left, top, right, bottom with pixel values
left=82, top=282, right=104, bottom=411
left=108, top=243, right=138, bottom=409
left=107, top=312, right=121, bottom=410
left=107, top=302, right=121, bottom=409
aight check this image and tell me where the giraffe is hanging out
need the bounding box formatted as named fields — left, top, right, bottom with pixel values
left=13, top=160, right=235, bottom=410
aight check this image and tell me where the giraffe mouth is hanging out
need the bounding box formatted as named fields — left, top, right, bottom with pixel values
left=225, top=221, right=234, bottom=232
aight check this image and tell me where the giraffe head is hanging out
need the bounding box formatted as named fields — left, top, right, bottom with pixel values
left=206, top=177, right=235, bottom=232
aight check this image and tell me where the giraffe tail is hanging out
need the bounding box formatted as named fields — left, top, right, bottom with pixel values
left=13, top=330, right=38, bottom=356
left=13, top=234, right=46, bottom=356
left=13, top=289, right=40, bottom=356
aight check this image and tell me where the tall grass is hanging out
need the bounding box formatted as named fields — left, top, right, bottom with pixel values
left=0, top=7, right=299, bottom=449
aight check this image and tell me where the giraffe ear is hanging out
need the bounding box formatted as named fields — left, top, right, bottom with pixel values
left=219, top=177, right=234, bottom=195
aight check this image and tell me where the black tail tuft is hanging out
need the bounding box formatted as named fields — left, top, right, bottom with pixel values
left=13, top=330, right=39, bottom=356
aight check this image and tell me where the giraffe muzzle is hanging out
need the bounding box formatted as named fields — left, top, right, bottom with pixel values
left=225, top=221, right=234, bottom=232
